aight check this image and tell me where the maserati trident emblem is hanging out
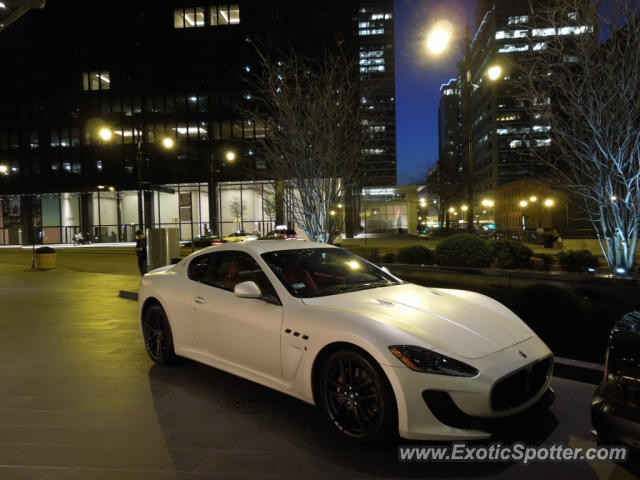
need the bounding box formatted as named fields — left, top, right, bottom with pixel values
left=519, top=350, right=528, bottom=359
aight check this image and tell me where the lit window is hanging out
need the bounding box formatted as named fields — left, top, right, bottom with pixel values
left=360, top=65, right=385, bottom=73
left=498, top=44, right=529, bottom=53
left=495, top=29, right=528, bottom=39
left=359, top=28, right=384, bottom=36
left=359, top=58, right=385, bottom=66
left=174, top=9, right=184, bottom=28
left=175, top=8, right=205, bottom=28
left=558, top=25, right=591, bottom=35
left=361, top=148, right=385, bottom=155
left=532, top=27, right=556, bottom=37
left=507, top=15, right=529, bottom=25
left=532, top=125, right=551, bottom=132
left=82, top=71, right=110, bottom=91
left=535, top=138, right=551, bottom=147
left=509, top=139, right=523, bottom=148
left=533, top=42, right=547, bottom=51
left=497, top=113, right=520, bottom=122
left=229, top=4, right=239, bottom=24
left=568, top=12, right=578, bottom=20
left=360, top=50, right=384, bottom=58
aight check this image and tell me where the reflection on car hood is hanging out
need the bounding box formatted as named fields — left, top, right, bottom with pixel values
left=301, top=283, right=533, bottom=359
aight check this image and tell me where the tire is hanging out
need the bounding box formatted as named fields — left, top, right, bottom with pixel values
left=319, top=349, right=396, bottom=443
left=142, top=304, right=177, bottom=365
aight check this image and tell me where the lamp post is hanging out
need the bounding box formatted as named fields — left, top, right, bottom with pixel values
left=98, top=126, right=174, bottom=233
left=427, top=23, right=502, bottom=233
left=208, top=147, right=236, bottom=238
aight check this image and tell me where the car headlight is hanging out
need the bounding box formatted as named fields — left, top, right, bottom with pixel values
left=389, top=345, right=478, bottom=377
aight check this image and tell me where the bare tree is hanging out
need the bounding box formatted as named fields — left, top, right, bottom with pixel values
left=229, top=197, right=247, bottom=230
left=244, top=48, right=368, bottom=243
left=426, top=161, right=464, bottom=231
left=517, top=0, right=640, bottom=275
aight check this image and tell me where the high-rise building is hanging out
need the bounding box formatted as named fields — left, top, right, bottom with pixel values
left=467, top=1, right=590, bottom=213
left=357, top=0, right=396, bottom=186
left=0, top=0, right=396, bottom=245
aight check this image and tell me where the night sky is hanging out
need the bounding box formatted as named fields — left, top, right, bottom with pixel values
left=394, top=0, right=478, bottom=185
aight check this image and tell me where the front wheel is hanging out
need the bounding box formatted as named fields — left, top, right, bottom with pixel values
left=319, top=350, right=396, bottom=443
left=142, top=304, right=177, bottom=365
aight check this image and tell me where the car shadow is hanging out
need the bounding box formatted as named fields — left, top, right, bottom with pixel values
left=146, top=359, right=571, bottom=479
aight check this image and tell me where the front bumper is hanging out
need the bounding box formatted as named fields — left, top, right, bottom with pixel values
left=592, top=384, right=640, bottom=450
left=383, top=335, right=553, bottom=440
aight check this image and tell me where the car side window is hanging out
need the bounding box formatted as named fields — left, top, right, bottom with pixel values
left=202, top=251, right=279, bottom=301
left=187, top=253, right=210, bottom=282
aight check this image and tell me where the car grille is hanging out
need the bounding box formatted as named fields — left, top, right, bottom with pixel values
left=491, top=356, right=552, bottom=411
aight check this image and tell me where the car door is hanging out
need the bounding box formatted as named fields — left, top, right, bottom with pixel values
left=188, top=250, right=284, bottom=380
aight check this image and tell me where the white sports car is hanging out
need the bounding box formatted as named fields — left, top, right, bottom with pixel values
left=138, top=241, right=554, bottom=442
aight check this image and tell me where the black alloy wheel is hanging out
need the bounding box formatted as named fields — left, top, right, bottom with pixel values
left=142, top=304, right=177, bottom=365
left=320, top=350, right=395, bottom=442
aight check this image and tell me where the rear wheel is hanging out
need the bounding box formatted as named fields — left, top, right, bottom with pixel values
left=142, top=304, right=177, bottom=365
left=319, top=350, right=396, bottom=443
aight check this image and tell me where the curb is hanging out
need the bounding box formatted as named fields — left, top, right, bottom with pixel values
left=119, top=290, right=138, bottom=301
left=554, top=356, right=603, bottom=385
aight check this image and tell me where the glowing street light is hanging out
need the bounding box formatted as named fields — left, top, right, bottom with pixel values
left=544, top=199, right=554, bottom=207
left=519, top=200, right=529, bottom=208
left=426, top=21, right=452, bottom=54
left=448, top=207, right=455, bottom=213
left=0, top=164, right=8, bottom=175
left=461, top=205, right=468, bottom=212
left=99, top=127, right=112, bottom=141
left=487, top=65, right=502, bottom=81
left=225, top=150, right=236, bottom=162
left=481, top=199, right=494, bottom=207
left=529, top=196, right=538, bottom=202
left=162, top=137, right=174, bottom=149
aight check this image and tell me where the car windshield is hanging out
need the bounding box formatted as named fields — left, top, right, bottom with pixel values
left=261, top=248, right=401, bottom=298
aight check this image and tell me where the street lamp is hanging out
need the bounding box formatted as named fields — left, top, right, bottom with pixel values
left=486, top=65, right=502, bottom=81
left=99, top=126, right=175, bottom=232
left=0, top=164, right=8, bottom=175
left=208, top=147, right=237, bottom=237
left=427, top=22, right=502, bottom=233
left=99, top=127, right=112, bottom=141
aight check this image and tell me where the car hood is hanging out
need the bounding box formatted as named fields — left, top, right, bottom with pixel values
left=301, top=283, right=533, bottom=359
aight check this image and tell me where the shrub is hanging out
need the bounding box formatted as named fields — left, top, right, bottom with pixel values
left=395, top=245, right=434, bottom=265
left=530, top=253, right=554, bottom=271
left=347, top=247, right=380, bottom=263
left=381, top=252, right=395, bottom=263
left=35, top=246, right=56, bottom=254
left=557, top=250, right=600, bottom=273
left=488, top=240, right=533, bottom=269
left=434, top=234, right=492, bottom=267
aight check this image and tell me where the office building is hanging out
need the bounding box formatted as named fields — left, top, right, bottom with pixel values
left=0, top=0, right=396, bottom=245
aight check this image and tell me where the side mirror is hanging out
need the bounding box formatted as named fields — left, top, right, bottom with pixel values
left=234, top=280, right=262, bottom=298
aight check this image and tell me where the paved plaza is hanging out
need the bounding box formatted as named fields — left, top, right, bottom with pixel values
left=0, top=248, right=637, bottom=479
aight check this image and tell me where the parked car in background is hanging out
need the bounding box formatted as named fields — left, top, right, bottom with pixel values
left=260, top=229, right=300, bottom=240
left=592, top=310, right=640, bottom=450
left=222, top=231, right=258, bottom=242
left=138, top=241, right=554, bottom=442
left=184, top=236, right=227, bottom=249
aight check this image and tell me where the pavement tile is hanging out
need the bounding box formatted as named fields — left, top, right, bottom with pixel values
left=116, top=447, right=209, bottom=472
left=197, top=450, right=306, bottom=476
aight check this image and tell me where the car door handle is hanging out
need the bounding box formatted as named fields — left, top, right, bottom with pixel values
left=194, top=296, right=207, bottom=304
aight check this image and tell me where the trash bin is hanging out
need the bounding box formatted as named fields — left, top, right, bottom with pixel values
left=147, top=228, right=180, bottom=271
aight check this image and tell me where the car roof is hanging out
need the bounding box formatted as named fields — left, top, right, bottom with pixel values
left=196, top=240, right=337, bottom=256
